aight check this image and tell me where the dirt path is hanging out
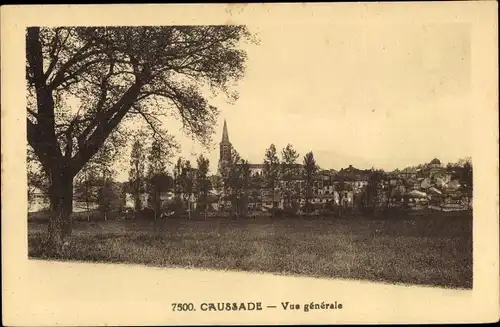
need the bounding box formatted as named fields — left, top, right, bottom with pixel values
left=4, top=259, right=479, bottom=326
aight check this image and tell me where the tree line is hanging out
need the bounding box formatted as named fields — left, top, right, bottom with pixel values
left=94, top=137, right=473, bottom=220
left=125, top=132, right=213, bottom=220
left=119, top=142, right=322, bottom=218
left=208, top=143, right=321, bottom=217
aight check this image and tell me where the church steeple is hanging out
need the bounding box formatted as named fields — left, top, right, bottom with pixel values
left=221, top=119, right=229, bottom=143
left=218, top=118, right=232, bottom=176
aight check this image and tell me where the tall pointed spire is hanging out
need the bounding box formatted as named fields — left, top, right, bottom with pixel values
left=221, top=119, right=229, bottom=143
left=219, top=118, right=232, bottom=175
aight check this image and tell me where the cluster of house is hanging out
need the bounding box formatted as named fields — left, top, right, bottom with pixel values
left=190, top=120, right=471, bottom=213
left=27, top=119, right=471, bottom=215
left=208, top=160, right=469, bottom=213
left=382, top=159, right=470, bottom=212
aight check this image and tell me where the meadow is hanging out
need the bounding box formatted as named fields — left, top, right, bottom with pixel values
left=28, top=211, right=473, bottom=289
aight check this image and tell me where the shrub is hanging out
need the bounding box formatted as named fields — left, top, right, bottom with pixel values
left=97, top=182, right=124, bottom=219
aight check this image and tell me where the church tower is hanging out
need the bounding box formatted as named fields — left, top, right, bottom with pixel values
left=218, top=119, right=232, bottom=176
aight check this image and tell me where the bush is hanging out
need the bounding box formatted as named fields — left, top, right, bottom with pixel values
left=97, top=182, right=124, bottom=217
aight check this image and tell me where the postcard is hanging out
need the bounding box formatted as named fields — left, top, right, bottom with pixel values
left=1, top=2, right=499, bottom=325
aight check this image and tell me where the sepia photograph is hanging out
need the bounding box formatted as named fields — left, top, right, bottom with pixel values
left=26, top=22, right=474, bottom=289
left=2, top=3, right=499, bottom=326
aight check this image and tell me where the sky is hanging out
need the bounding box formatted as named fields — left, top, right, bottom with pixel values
left=115, top=23, right=472, bottom=181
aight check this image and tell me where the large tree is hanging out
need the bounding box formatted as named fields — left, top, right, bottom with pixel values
left=26, top=26, right=253, bottom=251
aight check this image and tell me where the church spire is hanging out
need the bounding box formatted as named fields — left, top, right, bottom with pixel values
left=219, top=119, right=232, bottom=174
left=221, top=119, right=229, bottom=143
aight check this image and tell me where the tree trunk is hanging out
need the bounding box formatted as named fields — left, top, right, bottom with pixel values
left=134, top=193, right=141, bottom=212
left=153, top=191, right=159, bottom=220
left=46, top=171, right=74, bottom=255
left=339, top=193, right=344, bottom=217
left=86, top=196, right=90, bottom=222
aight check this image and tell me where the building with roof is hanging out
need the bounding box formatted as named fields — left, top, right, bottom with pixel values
left=429, top=158, right=441, bottom=167
left=399, top=167, right=420, bottom=179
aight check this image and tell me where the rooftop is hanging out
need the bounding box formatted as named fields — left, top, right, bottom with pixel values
left=430, top=158, right=441, bottom=165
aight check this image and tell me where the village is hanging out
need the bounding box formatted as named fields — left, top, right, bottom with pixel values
left=28, top=119, right=473, bottom=220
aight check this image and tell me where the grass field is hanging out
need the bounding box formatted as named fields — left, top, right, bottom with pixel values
left=28, top=212, right=473, bottom=289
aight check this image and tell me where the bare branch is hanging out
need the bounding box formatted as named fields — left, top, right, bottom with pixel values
left=27, top=107, right=38, bottom=118
left=129, top=104, right=165, bottom=141
left=51, top=57, right=106, bottom=89
left=72, top=81, right=143, bottom=173
left=44, top=28, right=71, bottom=81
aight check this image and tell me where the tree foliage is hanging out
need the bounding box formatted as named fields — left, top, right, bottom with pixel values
left=147, top=138, right=174, bottom=178
left=173, top=157, right=184, bottom=194
left=184, top=161, right=195, bottom=196
left=302, top=151, right=318, bottom=211
left=363, top=169, right=386, bottom=215
left=280, top=144, right=300, bottom=210
left=263, top=144, right=280, bottom=211
left=219, top=148, right=250, bottom=215
left=73, top=163, right=99, bottom=211
left=27, top=26, right=253, bottom=169
left=176, top=160, right=195, bottom=200
left=196, top=154, right=211, bottom=211
left=97, top=180, right=124, bottom=219
left=146, top=137, right=176, bottom=215
left=128, top=135, right=147, bottom=210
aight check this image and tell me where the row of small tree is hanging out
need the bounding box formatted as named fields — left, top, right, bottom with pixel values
left=128, top=134, right=173, bottom=217
left=126, top=132, right=214, bottom=219
left=171, top=155, right=211, bottom=217
left=213, top=143, right=381, bottom=217
left=121, top=135, right=474, bottom=219
left=218, top=143, right=321, bottom=216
